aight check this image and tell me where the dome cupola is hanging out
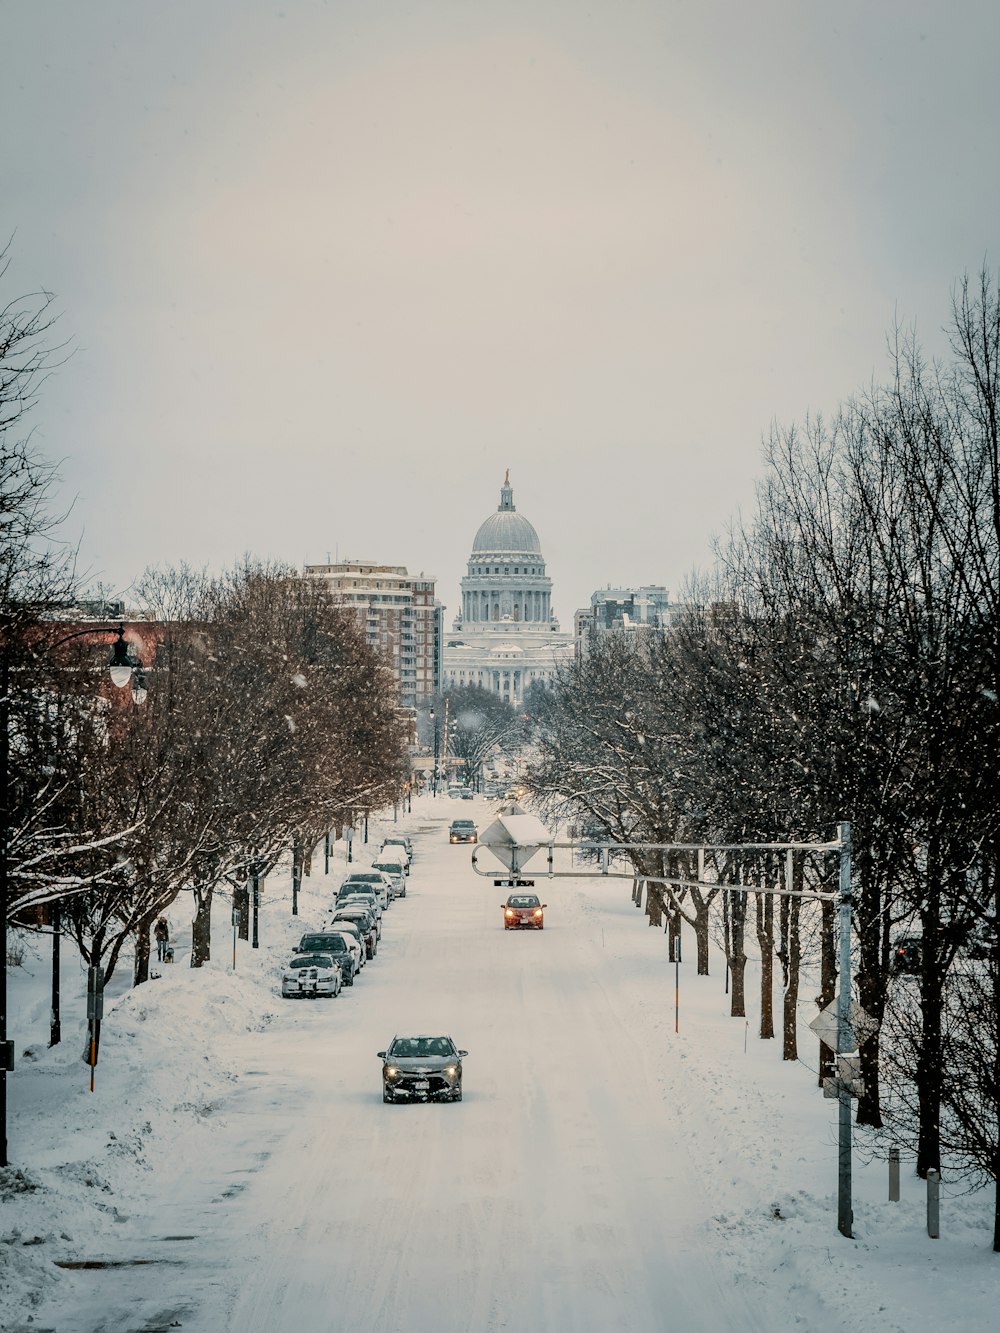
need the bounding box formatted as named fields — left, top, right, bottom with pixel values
left=471, top=469, right=542, bottom=557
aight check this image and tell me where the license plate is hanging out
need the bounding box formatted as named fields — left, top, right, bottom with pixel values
left=414, top=1080, right=430, bottom=1090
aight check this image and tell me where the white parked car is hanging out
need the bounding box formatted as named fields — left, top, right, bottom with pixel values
left=341, top=871, right=391, bottom=910
left=281, top=952, right=342, bottom=999
left=379, top=837, right=412, bottom=871
left=371, top=857, right=406, bottom=899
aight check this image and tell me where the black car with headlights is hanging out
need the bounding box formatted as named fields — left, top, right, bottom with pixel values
left=378, top=1034, right=467, bottom=1103
left=296, top=932, right=357, bottom=985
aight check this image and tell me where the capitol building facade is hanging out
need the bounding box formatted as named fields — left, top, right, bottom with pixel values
left=443, top=473, right=574, bottom=706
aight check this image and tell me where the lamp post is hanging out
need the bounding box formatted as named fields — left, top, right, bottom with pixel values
left=1, top=622, right=143, bottom=1166
left=430, top=707, right=440, bottom=798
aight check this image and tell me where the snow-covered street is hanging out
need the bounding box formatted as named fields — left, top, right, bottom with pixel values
left=4, top=797, right=998, bottom=1332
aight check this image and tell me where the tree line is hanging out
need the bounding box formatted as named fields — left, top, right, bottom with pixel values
left=525, top=270, right=1000, bottom=1248
left=1, top=254, right=408, bottom=1010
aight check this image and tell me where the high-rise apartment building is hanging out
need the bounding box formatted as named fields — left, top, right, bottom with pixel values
left=302, top=561, right=442, bottom=710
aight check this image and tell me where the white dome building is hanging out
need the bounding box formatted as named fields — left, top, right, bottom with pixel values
left=444, top=472, right=574, bottom=705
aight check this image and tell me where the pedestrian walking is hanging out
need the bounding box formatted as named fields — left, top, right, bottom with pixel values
left=154, top=917, right=170, bottom=962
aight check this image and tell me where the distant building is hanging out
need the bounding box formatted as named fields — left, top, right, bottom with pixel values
left=575, top=585, right=673, bottom=660
left=443, top=472, right=574, bottom=706
left=302, top=561, right=442, bottom=710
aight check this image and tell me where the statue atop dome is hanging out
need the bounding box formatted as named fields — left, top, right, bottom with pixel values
left=499, top=470, right=514, bottom=512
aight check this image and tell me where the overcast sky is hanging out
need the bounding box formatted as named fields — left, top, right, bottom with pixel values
left=3, top=1, right=998, bottom=622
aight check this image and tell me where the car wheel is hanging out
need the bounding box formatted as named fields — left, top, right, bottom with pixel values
left=453, top=1088, right=463, bottom=1102
left=383, top=1088, right=394, bottom=1104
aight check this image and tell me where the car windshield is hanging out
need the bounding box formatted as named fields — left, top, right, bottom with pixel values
left=347, top=873, right=381, bottom=883
left=453, top=821, right=475, bottom=829
left=299, top=936, right=345, bottom=953
left=509, top=896, right=540, bottom=908
left=289, top=954, right=330, bottom=968
left=390, top=1037, right=454, bottom=1059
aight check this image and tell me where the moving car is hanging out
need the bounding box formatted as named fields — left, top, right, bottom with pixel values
left=892, top=935, right=922, bottom=974
left=281, top=952, right=342, bottom=999
left=502, top=892, right=546, bottom=930
left=378, top=1034, right=467, bottom=1103
left=449, top=819, right=478, bottom=844
left=296, top=932, right=358, bottom=985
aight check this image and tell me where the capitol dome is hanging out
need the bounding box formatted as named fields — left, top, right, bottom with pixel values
left=444, top=469, right=575, bottom=706
left=471, top=473, right=542, bottom=556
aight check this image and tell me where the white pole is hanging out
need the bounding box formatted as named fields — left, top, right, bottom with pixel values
left=927, top=1168, right=941, bottom=1238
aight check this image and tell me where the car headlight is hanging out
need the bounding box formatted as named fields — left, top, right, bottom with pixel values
left=505, top=909, right=515, bottom=917
left=385, top=1066, right=399, bottom=1079
left=533, top=910, right=543, bottom=918
left=445, top=1065, right=458, bottom=1077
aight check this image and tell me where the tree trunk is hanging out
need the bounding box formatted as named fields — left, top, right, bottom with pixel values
left=755, top=892, right=774, bottom=1040
left=855, top=862, right=885, bottom=1127
left=729, top=881, right=747, bottom=1018
left=133, top=926, right=151, bottom=987
left=916, top=878, right=944, bottom=1177
left=190, top=881, right=213, bottom=968
left=646, top=883, right=664, bottom=929
left=693, top=892, right=712, bottom=976
left=234, top=883, right=250, bottom=942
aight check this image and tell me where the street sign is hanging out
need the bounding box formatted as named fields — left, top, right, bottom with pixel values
left=808, top=1005, right=841, bottom=1050
left=809, top=1000, right=877, bottom=1053
left=478, top=808, right=552, bottom=874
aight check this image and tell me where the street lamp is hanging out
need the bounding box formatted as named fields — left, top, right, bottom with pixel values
left=1, top=621, right=144, bottom=1166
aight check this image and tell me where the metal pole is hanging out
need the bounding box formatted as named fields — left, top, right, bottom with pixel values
left=675, top=950, right=680, bottom=1033
left=324, top=831, right=330, bottom=875
left=363, top=813, right=369, bottom=844
left=292, top=844, right=300, bottom=916
left=50, top=901, right=61, bottom=1047
left=889, top=1146, right=900, bottom=1202
left=837, top=820, right=854, bottom=1239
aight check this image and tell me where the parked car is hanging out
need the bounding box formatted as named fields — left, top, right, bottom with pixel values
left=378, top=1034, right=467, bottom=1103
left=449, top=819, right=478, bottom=844
left=322, top=924, right=365, bottom=974
left=340, top=871, right=391, bottom=909
left=296, top=932, right=358, bottom=985
left=380, top=836, right=412, bottom=870
left=282, top=951, right=342, bottom=998
left=338, top=881, right=385, bottom=920
left=371, top=857, right=406, bottom=899
left=334, top=907, right=378, bottom=959
left=892, top=935, right=922, bottom=974
left=336, top=888, right=383, bottom=936
left=502, top=892, right=546, bottom=930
